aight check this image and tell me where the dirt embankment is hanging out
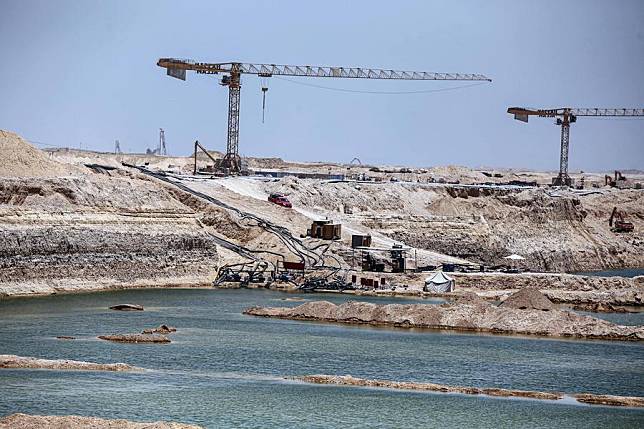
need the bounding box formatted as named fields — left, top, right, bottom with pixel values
left=0, top=355, right=141, bottom=372
left=0, top=175, right=219, bottom=297
left=448, top=272, right=644, bottom=306
left=300, top=270, right=642, bottom=307
left=0, top=130, right=75, bottom=177
left=0, top=131, right=222, bottom=298
left=0, top=133, right=323, bottom=297
left=294, top=374, right=644, bottom=407
left=0, top=413, right=202, bottom=429
left=244, top=299, right=644, bottom=341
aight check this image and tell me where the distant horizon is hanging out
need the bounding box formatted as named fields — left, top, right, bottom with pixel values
left=29, top=138, right=644, bottom=175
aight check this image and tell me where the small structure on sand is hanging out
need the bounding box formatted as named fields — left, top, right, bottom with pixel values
left=308, top=220, right=342, bottom=240
left=504, top=254, right=525, bottom=261
left=424, top=271, right=455, bottom=293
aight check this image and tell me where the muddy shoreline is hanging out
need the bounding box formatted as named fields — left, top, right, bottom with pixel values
left=0, top=282, right=213, bottom=301
left=0, top=413, right=202, bottom=428
left=3, top=272, right=641, bottom=315
left=293, top=374, right=644, bottom=408
left=0, top=355, right=142, bottom=372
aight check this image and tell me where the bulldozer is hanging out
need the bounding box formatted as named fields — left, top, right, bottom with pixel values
left=609, top=207, right=634, bottom=233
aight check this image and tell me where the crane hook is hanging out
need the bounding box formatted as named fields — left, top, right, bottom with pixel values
left=261, top=77, right=269, bottom=123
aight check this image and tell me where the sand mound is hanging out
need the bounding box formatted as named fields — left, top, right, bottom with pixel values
left=452, top=292, right=489, bottom=306
left=0, top=130, right=71, bottom=177
left=500, top=287, right=554, bottom=311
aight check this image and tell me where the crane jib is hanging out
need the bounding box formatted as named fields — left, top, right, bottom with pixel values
left=158, top=57, right=492, bottom=174
left=508, top=107, right=644, bottom=118
left=158, top=58, right=491, bottom=82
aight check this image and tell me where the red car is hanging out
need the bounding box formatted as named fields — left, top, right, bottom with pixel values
left=268, top=193, right=292, bottom=208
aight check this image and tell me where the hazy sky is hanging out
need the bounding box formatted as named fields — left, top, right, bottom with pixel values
left=1, top=0, right=643, bottom=172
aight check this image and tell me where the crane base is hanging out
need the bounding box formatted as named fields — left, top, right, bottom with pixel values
left=552, top=176, right=575, bottom=187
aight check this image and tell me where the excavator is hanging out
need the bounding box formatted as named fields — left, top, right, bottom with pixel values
left=605, top=171, right=627, bottom=187
left=609, top=207, right=634, bottom=233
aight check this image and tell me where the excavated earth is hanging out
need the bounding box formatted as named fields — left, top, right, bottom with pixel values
left=244, top=300, right=644, bottom=341
left=262, top=177, right=644, bottom=272
left=0, top=131, right=271, bottom=298
left=2, top=129, right=643, bottom=305
left=449, top=272, right=644, bottom=307
left=367, top=271, right=644, bottom=307
left=0, top=174, right=220, bottom=297
left=0, top=355, right=140, bottom=372
left=0, top=413, right=202, bottom=429
left=294, top=375, right=644, bottom=408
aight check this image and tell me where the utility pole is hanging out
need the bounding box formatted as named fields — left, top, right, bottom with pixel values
left=159, top=128, right=167, bottom=155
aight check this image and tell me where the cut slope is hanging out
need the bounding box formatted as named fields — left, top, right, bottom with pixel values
left=0, top=130, right=71, bottom=177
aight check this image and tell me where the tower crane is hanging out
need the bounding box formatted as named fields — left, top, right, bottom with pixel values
left=157, top=58, right=491, bottom=174
left=159, top=128, right=167, bottom=156
left=507, top=107, right=644, bottom=186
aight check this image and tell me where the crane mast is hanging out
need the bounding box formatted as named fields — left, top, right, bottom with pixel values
left=158, top=58, right=491, bottom=174
left=508, top=107, right=644, bottom=186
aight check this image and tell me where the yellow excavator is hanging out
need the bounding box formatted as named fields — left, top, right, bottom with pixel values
left=609, top=207, right=634, bottom=233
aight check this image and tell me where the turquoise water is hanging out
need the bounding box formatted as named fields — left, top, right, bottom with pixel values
left=573, top=268, right=644, bottom=278
left=1, top=289, right=643, bottom=428
left=587, top=310, right=644, bottom=326
left=570, top=267, right=644, bottom=325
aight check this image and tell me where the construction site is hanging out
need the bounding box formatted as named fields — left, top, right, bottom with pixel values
left=1, top=46, right=644, bottom=429
left=1, top=92, right=643, bottom=308
left=1, top=58, right=642, bottom=304
left=0, top=55, right=640, bottom=304
left=3, top=1, right=644, bottom=426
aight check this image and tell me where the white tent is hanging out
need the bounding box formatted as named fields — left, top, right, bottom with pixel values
left=504, top=254, right=525, bottom=261
left=424, top=271, right=455, bottom=293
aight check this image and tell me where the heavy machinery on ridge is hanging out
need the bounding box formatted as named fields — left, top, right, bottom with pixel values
left=609, top=207, right=634, bottom=233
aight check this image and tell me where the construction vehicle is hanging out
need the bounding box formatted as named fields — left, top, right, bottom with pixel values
left=507, top=107, right=644, bottom=186
left=605, top=171, right=628, bottom=188
left=213, top=261, right=274, bottom=287
left=157, top=58, right=491, bottom=174
left=192, top=140, right=221, bottom=175
left=609, top=207, right=634, bottom=233
left=268, top=193, right=292, bottom=208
